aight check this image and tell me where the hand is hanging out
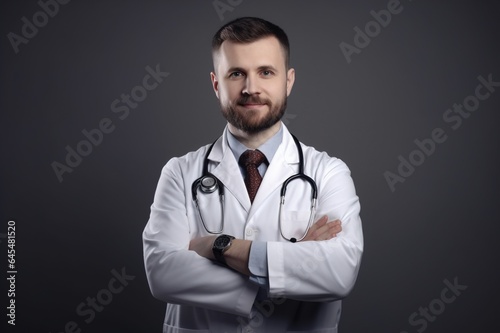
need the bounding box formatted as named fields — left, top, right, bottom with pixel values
left=301, top=216, right=342, bottom=242
left=189, top=235, right=217, bottom=260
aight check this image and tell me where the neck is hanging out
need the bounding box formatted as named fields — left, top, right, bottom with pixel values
left=228, top=122, right=281, bottom=149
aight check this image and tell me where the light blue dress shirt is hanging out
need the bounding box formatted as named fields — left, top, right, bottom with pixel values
left=226, top=125, right=284, bottom=292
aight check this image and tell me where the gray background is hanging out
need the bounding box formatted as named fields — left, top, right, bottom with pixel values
left=1, top=0, right=499, bottom=332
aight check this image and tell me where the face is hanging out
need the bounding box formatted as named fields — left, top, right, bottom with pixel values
left=211, top=36, right=295, bottom=134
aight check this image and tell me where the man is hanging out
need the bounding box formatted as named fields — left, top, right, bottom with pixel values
left=143, top=17, right=363, bottom=332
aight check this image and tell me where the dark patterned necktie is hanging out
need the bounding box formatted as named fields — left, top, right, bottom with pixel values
left=239, top=150, right=267, bottom=203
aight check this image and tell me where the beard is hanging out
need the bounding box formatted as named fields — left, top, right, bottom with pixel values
left=220, top=94, right=287, bottom=134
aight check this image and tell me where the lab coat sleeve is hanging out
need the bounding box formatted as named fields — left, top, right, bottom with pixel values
left=143, top=156, right=259, bottom=317
left=267, top=157, right=363, bottom=301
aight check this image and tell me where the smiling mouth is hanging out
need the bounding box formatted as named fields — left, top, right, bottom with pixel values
left=239, top=103, right=266, bottom=108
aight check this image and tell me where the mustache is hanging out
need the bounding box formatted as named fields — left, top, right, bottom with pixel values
left=236, top=95, right=271, bottom=106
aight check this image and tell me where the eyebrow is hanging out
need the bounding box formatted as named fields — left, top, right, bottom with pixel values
left=226, top=65, right=280, bottom=74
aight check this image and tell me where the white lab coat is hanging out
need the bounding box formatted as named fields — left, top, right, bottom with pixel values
left=143, top=123, right=363, bottom=333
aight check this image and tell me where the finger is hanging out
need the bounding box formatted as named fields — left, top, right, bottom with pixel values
left=312, top=224, right=335, bottom=240
left=317, top=219, right=339, bottom=232
left=329, top=220, right=342, bottom=233
left=328, top=219, right=341, bottom=226
left=313, top=215, right=328, bottom=228
left=314, top=221, right=342, bottom=240
left=306, top=216, right=328, bottom=235
left=328, top=220, right=342, bottom=236
left=302, top=216, right=331, bottom=241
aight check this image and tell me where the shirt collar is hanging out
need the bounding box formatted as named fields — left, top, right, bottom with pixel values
left=226, top=123, right=283, bottom=165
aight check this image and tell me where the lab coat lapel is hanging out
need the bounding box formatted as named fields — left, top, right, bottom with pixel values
left=208, top=128, right=251, bottom=212
left=250, top=125, right=300, bottom=217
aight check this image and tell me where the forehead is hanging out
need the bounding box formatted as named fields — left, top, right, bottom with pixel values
left=214, top=36, right=286, bottom=72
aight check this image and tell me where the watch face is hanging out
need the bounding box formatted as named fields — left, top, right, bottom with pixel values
left=215, top=235, right=230, bottom=248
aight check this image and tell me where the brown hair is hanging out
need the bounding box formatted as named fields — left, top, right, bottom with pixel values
left=212, top=17, right=290, bottom=68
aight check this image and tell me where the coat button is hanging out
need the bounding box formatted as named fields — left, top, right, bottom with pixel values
left=245, top=228, right=254, bottom=237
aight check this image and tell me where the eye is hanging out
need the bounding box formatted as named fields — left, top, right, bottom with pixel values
left=229, top=71, right=244, bottom=78
left=261, top=70, right=274, bottom=76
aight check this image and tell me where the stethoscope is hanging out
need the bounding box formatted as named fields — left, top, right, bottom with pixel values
left=192, top=134, right=317, bottom=243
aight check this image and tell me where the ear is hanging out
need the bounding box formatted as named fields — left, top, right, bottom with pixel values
left=210, top=72, right=220, bottom=99
left=286, top=68, right=295, bottom=97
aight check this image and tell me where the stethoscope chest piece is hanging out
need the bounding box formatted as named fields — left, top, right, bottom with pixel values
left=200, top=175, right=218, bottom=193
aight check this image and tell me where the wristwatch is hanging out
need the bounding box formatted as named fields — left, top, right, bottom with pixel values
left=212, top=234, right=235, bottom=264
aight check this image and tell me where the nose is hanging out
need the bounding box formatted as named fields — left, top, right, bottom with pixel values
left=242, top=74, right=260, bottom=95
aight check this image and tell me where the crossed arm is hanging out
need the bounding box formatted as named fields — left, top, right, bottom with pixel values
left=189, top=215, right=342, bottom=276
left=144, top=156, right=362, bottom=314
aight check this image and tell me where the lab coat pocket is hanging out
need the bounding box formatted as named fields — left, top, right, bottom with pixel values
left=281, top=210, right=312, bottom=241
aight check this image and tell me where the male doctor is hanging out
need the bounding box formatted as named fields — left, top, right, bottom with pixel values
left=143, top=17, right=363, bottom=332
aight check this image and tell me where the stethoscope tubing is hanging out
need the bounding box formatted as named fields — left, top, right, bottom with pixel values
left=192, top=134, right=318, bottom=242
